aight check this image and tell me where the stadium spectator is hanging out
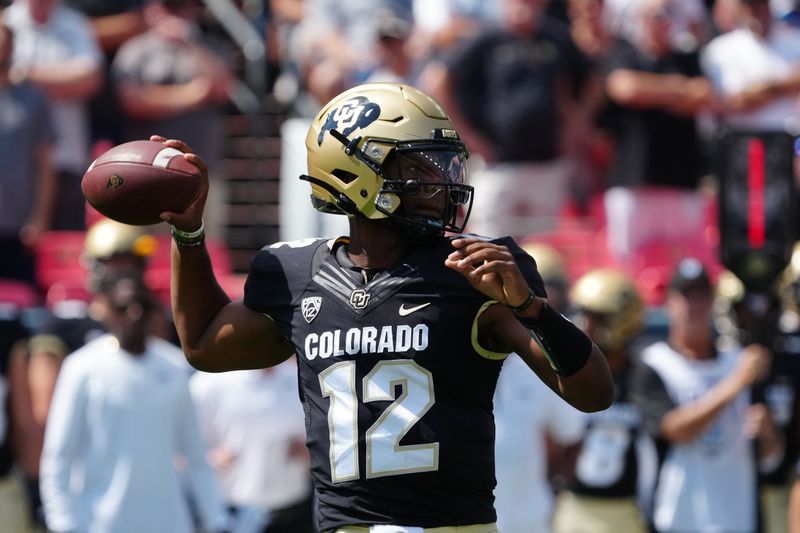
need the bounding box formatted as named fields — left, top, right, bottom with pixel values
left=0, top=23, right=56, bottom=284
left=0, top=304, right=35, bottom=532
left=64, top=0, right=147, bottom=145
left=365, top=7, right=415, bottom=84
left=603, top=0, right=710, bottom=52
left=156, top=82, right=614, bottom=532
left=423, top=0, right=600, bottom=238
left=717, top=267, right=800, bottom=533
left=791, top=463, right=800, bottom=533
left=493, top=244, right=584, bottom=533
left=553, top=269, right=652, bottom=533
left=25, top=219, right=170, bottom=528
left=602, top=0, right=715, bottom=263
left=3, top=0, right=103, bottom=231
left=190, top=359, right=316, bottom=533
left=631, top=258, right=776, bottom=532
left=111, top=0, right=234, bottom=239
left=39, top=275, right=228, bottom=533
left=702, top=0, right=800, bottom=136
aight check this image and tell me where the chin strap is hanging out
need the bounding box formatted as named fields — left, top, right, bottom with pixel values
left=299, top=174, right=359, bottom=215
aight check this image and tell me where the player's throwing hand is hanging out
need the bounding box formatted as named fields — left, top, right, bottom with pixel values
left=446, top=237, right=535, bottom=308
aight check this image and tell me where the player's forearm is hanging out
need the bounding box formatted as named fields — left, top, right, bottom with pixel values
left=557, top=346, right=614, bottom=413
left=170, top=239, right=231, bottom=362
left=512, top=302, right=614, bottom=412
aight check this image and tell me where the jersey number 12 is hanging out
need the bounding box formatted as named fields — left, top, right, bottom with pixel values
left=319, top=360, right=440, bottom=482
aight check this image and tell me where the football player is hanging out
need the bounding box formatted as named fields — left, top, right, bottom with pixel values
left=553, top=269, right=651, bottom=533
left=157, top=83, right=614, bottom=532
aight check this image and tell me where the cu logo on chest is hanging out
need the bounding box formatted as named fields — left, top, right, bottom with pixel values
left=349, top=289, right=371, bottom=310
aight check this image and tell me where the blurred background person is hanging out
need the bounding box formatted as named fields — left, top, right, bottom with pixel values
left=39, top=275, right=228, bottom=533
left=111, top=0, right=234, bottom=240
left=25, top=218, right=166, bottom=528
left=63, top=0, right=147, bottom=146
left=423, top=0, right=600, bottom=238
left=190, top=358, right=316, bottom=533
left=553, top=269, right=652, bottom=533
left=702, top=0, right=800, bottom=135
left=0, top=298, right=36, bottom=532
left=603, top=0, right=715, bottom=264
left=493, top=243, right=584, bottom=533
left=716, top=263, right=800, bottom=533
left=0, top=23, right=56, bottom=284
left=3, top=0, right=103, bottom=231
left=520, top=242, right=572, bottom=312
left=631, top=258, right=776, bottom=532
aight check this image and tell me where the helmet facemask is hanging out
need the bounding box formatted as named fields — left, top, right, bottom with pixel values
left=376, top=142, right=473, bottom=241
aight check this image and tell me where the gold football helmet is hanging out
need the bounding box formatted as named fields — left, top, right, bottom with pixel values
left=83, top=219, right=156, bottom=262
left=521, top=243, right=567, bottom=287
left=570, top=268, right=645, bottom=352
left=303, top=83, right=473, bottom=239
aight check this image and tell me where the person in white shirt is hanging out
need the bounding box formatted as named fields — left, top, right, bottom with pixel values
left=39, top=276, right=229, bottom=533
left=631, top=258, right=777, bottom=532
left=701, top=0, right=800, bottom=133
left=190, top=360, right=316, bottom=533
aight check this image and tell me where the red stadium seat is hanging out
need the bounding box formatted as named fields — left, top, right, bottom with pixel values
left=45, top=278, right=92, bottom=308
left=35, top=231, right=87, bottom=292
left=0, top=279, right=41, bottom=309
left=521, top=222, right=615, bottom=284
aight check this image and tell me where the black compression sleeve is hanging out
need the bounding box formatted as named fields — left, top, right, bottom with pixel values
left=515, top=303, right=593, bottom=376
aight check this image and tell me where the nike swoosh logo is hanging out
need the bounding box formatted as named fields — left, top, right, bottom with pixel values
left=399, top=302, right=431, bottom=316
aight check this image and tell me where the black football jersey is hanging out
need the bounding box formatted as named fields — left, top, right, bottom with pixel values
left=570, top=367, right=649, bottom=498
left=244, top=235, right=545, bottom=529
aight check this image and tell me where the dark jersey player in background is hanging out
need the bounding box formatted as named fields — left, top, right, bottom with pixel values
left=156, top=83, right=614, bottom=532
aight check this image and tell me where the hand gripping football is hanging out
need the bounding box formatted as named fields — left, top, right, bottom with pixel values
left=81, top=140, right=203, bottom=226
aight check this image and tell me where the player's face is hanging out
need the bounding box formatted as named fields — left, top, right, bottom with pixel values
left=385, top=150, right=469, bottom=225
left=101, top=279, right=154, bottom=352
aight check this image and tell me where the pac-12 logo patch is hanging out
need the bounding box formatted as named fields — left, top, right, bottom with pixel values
left=301, top=297, right=322, bottom=323
left=317, top=96, right=381, bottom=145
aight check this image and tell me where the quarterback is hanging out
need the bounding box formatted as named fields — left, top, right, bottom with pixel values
left=158, top=83, right=613, bottom=532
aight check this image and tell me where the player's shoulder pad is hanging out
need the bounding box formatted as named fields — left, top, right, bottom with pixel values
left=245, top=237, right=333, bottom=313
left=250, top=237, right=330, bottom=273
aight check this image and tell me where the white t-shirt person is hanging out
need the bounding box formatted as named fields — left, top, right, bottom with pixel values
left=632, top=341, right=757, bottom=532
left=40, top=335, right=228, bottom=533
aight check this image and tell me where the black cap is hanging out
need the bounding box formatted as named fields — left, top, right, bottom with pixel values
left=669, top=257, right=712, bottom=293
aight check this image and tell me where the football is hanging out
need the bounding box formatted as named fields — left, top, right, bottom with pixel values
left=81, top=140, right=202, bottom=226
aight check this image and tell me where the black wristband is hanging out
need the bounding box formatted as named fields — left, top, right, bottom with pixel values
left=506, top=289, right=536, bottom=314
left=516, top=302, right=593, bottom=376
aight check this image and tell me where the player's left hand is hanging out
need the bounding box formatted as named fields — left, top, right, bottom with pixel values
left=446, top=238, right=532, bottom=307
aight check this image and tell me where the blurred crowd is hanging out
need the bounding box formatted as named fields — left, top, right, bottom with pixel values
left=0, top=0, right=799, bottom=531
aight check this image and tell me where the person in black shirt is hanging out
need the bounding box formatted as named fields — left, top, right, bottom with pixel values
left=157, top=82, right=614, bottom=532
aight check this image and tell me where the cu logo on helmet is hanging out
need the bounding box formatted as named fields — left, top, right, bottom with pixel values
left=349, top=289, right=371, bottom=310
left=317, top=96, right=381, bottom=145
